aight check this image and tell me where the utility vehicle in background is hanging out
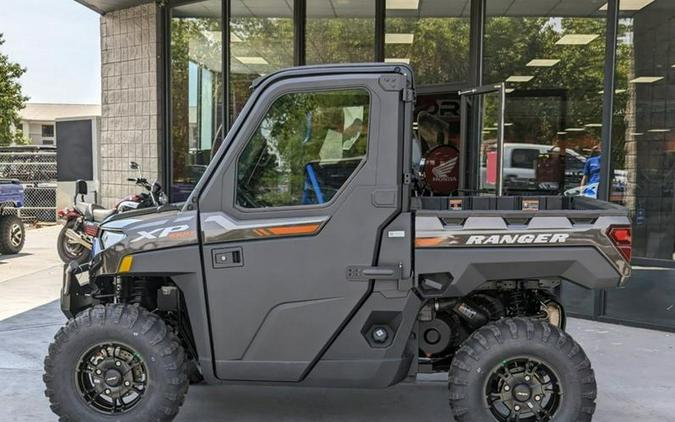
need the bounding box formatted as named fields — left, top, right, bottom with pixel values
left=0, top=178, right=26, bottom=254
left=45, top=64, right=632, bottom=422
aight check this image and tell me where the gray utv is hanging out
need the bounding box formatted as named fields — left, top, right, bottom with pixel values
left=45, top=64, right=632, bottom=422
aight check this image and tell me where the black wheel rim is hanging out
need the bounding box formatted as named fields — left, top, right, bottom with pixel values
left=484, top=356, right=563, bottom=422
left=76, top=343, right=149, bottom=414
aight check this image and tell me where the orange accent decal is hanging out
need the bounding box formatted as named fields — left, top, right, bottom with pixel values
left=254, top=228, right=269, bottom=237
left=415, top=237, right=445, bottom=247
left=267, top=224, right=321, bottom=236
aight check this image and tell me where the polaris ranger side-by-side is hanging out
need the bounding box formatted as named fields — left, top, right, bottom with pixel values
left=45, top=64, right=632, bottom=422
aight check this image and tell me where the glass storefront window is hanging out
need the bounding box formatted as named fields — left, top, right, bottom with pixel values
left=385, top=0, right=470, bottom=85
left=611, top=0, right=675, bottom=262
left=230, top=1, right=294, bottom=122
left=386, top=1, right=470, bottom=177
left=170, top=0, right=224, bottom=202
left=306, top=0, right=375, bottom=64
left=484, top=2, right=607, bottom=197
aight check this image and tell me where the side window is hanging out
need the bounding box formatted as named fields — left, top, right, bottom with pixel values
left=236, top=89, right=370, bottom=209
left=511, top=148, right=540, bottom=169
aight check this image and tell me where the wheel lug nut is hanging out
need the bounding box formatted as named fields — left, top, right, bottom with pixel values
left=115, top=361, right=121, bottom=367
left=95, top=369, right=102, bottom=375
left=504, top=385, right=510, bottom=391
left=534, top=395, right=541, bottom=401
left=124, top=381, right=131, bottom=387
left=525, top=375, right=531, bottom=381
left=105, top=389, right=111, bottom=395
left=514, top=405, right=521, bottom=411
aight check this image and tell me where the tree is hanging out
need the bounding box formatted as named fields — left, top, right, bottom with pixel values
left=0, top=33, right=29, bottom=146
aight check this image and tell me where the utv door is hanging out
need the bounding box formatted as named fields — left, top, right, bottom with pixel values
left=197, top=68, right=409, bottom=382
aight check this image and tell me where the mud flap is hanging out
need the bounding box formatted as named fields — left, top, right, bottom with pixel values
left=61, top=261, right=93, bottom=319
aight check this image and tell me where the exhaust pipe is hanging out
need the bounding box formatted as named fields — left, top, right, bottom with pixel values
left=65, top=228, right=92, bottom=250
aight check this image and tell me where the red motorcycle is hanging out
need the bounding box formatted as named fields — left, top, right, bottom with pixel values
left=57, top=162, right=166, bottom=264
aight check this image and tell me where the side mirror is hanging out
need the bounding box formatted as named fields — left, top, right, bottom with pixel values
left=75, top=180, right=88, bottom=196
left=129, top=161, right=140, bottom=170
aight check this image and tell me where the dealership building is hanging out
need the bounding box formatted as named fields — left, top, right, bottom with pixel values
left=72, top=0, right=674, bottom=330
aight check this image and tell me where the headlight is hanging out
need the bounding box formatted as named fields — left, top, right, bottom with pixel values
left=99, top=230, right=126, bottom=250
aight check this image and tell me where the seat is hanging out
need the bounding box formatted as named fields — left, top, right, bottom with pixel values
left=92, top=207, right=115, bottom=222
left=75, top=202, right=115, bottom=222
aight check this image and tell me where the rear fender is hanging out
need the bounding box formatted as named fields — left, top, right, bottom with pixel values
left=415, top=246, right=623, bottom=298
left=58, top=208, right=82, bottom=221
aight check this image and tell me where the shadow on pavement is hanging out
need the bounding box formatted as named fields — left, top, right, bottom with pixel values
left=0, top=252, right=31, bottom=262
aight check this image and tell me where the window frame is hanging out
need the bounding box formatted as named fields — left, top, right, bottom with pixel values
left=232, top=85, right=374, bottom=213
left=41, top=124, right=54, bottom=138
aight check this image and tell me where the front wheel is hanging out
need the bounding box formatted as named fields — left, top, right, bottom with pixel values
left=448, top=317, right=596, bottom=422
left=57, top=220, right=91, bottom=264
left=0, top=214, right=25, bottom=254
left=44, top=304, right=189, bottom=422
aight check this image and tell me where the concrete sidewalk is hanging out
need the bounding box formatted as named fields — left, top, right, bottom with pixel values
left=0, top=225, right=63, bottom=320
left=1, top=299, right=674, bottom=421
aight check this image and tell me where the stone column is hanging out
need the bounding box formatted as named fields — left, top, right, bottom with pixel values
left=99, top=3, right=161, bottom=207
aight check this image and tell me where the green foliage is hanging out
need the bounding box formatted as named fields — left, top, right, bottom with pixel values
left=0, top=33, right=29, bottom=146
left=483, top=18, right=609, bottom=146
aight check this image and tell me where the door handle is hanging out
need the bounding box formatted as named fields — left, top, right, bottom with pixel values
left=212, top=247, right=243, bottom=269
left=346, top=264, right=401, bottom=281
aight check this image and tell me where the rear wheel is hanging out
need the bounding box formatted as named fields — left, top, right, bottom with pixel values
left=0, top=214, right=25, bottom=254
left=448, top=317, right=596, bottom=422
left=44, top=304, right=188, bottom=422
left=57, top=220, right=91, bottom=264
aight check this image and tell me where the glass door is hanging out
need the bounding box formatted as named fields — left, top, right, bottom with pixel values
left=459, top=83, right=506, bottom=195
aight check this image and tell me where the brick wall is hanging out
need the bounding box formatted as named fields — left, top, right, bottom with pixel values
left=99, top=3, right=161, bottom=207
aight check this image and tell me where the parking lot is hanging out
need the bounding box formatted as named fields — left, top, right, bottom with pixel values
left=1, top=227, right=674, bottom=421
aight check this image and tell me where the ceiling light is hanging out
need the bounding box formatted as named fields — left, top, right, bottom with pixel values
left=505, top=88, right=516, bottom=93
left=385, top=33, right=414, bottom=44
left=600, top=0, right=654, bottom=11
left=235, top=56, right=268, bottom=65
left=629, top=133, right=643, bottom=136
left=527, top=59, right=560, bottom=67
left=630, top=76, right=663, bottom=83
left=386, top=0, right=419, bottom=10
left=385, top=58, right=411, bottom=64
left=506, top=75, right=534, bottom=83
left=556, top=34, right=599, bottom=45
left=504, top=123, right=514, bottom=127
left=565, top=128, right=585, bottom=132
left=648, top=129, right=671, bottom=133
left=585, top=123, right=603, bottom=128
left=598, top=89, right=627, bottom=94
left=557, top=131, right=568, bottom=135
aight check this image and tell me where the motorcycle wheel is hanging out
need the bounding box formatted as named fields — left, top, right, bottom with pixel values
left=57, top=220, right=91, bottom=264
